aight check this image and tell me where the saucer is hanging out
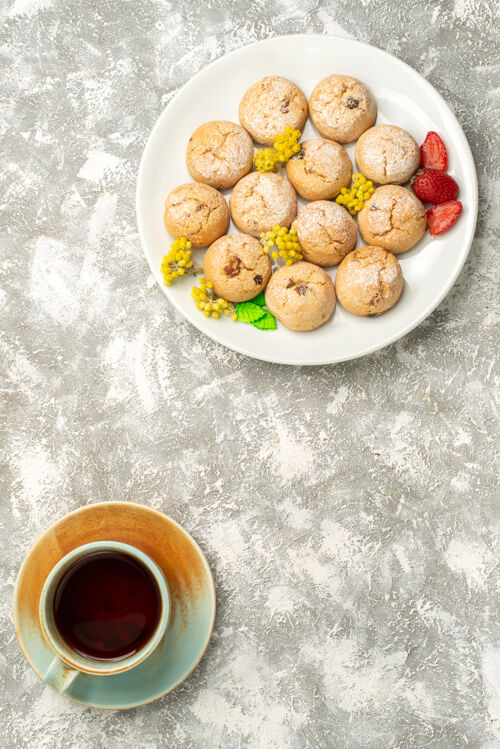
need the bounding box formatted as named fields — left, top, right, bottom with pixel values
left=13, top=502, right=216, bottom=709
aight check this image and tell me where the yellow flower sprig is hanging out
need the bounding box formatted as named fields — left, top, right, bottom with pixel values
left=336, top=173, right=374, bottom=216
left=161, top=237, right=200, bottom=286
left=260, top=225, right=303, bottom=266
left=191, top=277, right=236, bottom=320
left=254, top=148, right=280, bottom=172
left=274, top=126, right=302, bottom=162
left=254, top=127, right=302, bottom=172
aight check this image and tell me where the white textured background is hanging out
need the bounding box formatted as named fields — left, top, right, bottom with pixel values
left=1, top=1, right=499, bottom=747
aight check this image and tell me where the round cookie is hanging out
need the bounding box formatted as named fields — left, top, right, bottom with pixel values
left=229, top=172, right=297, bottom=237
left=309, top=75, right=376, bottom=143
left=286, top=139, right=352, bottom=201
left=335, top=246, right=403, bottom=316
left=164, top=183, right=229, bottom=247
left=203, top=234, right=271, bottom=303
left=358, top=185, right=426, bottom=253
left=355, top=125, right=420, bottom=185
left=292, top=201, right=357, bottom=266
left=239, top=76, right=308, bottom=146
left=264, top=262, right=335, bottom=331
left=186, top=121, right=253, bottom=190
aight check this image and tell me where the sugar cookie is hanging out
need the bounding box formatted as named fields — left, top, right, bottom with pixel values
left=264, top=262, right=335, bottom=331
left=186, top=121, right=253, bottom=190
left=229, top=172, right=297, bottom=237
left=292, top=200, right=357, bottom=266
left=358, top=185, right=426, bottom=253
left=309, top=75, right=376, bottom=143
left=355, top=125, right=420, bottom=185
left=203, top=234, right=272, bottom=303
left=164, top=183, right=229, bottom=247
left=335, top=245, right=403, bottom=316
left=239, top=76, right=308, bottom=145
left=286, top=139, right=352, bottom=201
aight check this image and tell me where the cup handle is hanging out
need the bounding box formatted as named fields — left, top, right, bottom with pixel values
left=43, top=656, right=79, bottom=692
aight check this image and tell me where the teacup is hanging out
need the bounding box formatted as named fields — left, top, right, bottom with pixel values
left=39, top=540, right=170, bottom=692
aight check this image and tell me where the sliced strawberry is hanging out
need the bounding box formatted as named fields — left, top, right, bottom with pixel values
left=413, top=168, right=459, bottom=204
left=420, top=131, right=448, bottom=170
left=427, top=200, right=462, bottom=235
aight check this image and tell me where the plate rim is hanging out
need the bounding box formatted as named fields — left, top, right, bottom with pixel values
left=136, top=33, right=478, bottom=366
left=13, top=501, right=216, bottom=709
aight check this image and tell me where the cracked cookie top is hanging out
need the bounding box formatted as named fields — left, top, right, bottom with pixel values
left=186, top=120, right=254, bottom=190
left=292, top=200, right=357, bottom=266
left=264, top=261, right=336, bottom=331
left=358, top=185, right=426, bottom=253
left=286, top=139, right=352, bottom=201
left=239, top=76, right=308, bottom=146
left=203, top=234, right=272, bottom=303
left=164, top=183, right=229, bottom=247
left=335, top=245, right=403, bottom=316
left=229, top=172, right=297, bottom=237
left=309, top=75, right=376, bottom=143
left=355, top=125, right=420, bottom=185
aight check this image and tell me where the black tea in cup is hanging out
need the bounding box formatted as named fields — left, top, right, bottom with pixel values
left=52, top=551, right=161, bottom=661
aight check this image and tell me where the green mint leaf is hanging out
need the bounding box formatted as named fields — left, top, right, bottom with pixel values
left=235, top=302, right=266, bottom=323
left=251, top=311, right=277, bottom=330
left=250, top=291, right=266, bottom=307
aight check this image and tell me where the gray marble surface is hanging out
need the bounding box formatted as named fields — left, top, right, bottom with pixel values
left=1, top=0, right=499, bottom=747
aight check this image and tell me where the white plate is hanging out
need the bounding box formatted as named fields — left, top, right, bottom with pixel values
left=137, top=35, right=478, bottom=366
